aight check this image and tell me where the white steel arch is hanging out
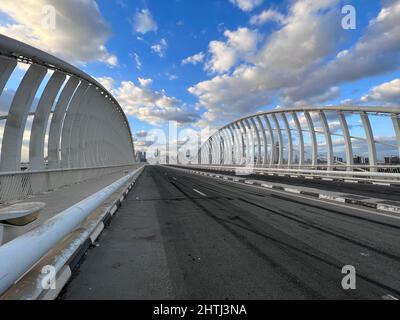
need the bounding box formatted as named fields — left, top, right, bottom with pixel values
left=0, top=34, right=136, bottom=174
left=198, top=106, right=400, bottom=173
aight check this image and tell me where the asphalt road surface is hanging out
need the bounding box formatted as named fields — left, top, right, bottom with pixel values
left=62, top=165, right=400, bottom=300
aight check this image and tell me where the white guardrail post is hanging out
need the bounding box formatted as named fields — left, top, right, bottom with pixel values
left=0, top=167, right=142, bottom=295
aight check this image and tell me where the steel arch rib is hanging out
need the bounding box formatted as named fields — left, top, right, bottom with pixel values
left=262, top=115, right=275, bottom=166
left=319, top=110, right=333, bottom=167
left=0, top=64, right=47, bottom=172
left=304, top=111, right=317, bottom=166
left=360, top=112, right=377, bottom=171
left=291, top=112, right=304, bottom=166
left=48, top=76, right=80, bottom=169
left=337, top=111, right=354, bottom=170
left=255, top=116, right=268, bottom=166
left=281, top=113, right=293, bottom=166
left=29, top=71, right=66, bottom=170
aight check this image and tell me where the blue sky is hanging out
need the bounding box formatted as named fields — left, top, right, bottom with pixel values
left=1, top=0, right=400, bottom=156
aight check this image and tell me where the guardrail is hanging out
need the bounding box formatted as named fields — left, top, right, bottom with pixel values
left=179, top=164, right=400, bottom=184
left=0, top=164, right=141, bottom=204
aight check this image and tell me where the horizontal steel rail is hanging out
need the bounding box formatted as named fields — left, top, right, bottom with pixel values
left=0, top=164, right=141, bottom=203
left=182, top=164, right=400, bottom=184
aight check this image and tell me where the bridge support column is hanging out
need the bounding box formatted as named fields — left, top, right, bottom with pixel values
left=392, top=114, right=400, bottom=157
left=271, top=114, right=283, bottom=167
left=0, top=56, right=17, bottom=95
left=263, top=115, right=275, bottom=166
left=0, top=64, right=47, bottom=172
left=319, top=111, right=333, bottom=169
left=291, top=112, right=304, bottom=167
left=304, top=111, right=317, bottom=167
left=29, top=71, right=66, bottom=170
left=337, top=111, right=354, bottom=171
left=361, top=112, right=377, bottom=172
left=250, top=118, right=262, bottom=166
left=256, top=116, right=268, bottom=166
left=281, top=113, right=293, bottom=167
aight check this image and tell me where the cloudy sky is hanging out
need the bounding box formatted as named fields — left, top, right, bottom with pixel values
left=0, top=0, right=400, bottom=153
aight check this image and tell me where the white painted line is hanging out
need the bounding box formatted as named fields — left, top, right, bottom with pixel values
left=382, top=294, right=399, bottom=300
left=319, top=194, right=346, bottom=203
left=284, top=188, right=301, bottom=194
left=110, top=204, right=118, bottom=216
left=291, top=175, right=299, bottom=178
left=305, top=176, right=314, bottom=180
left=261, top=184, right=273, bottom=189
left=39, top=266, right=72, bottom=300
left=377, top=204, right=400, bottom=214
left=344, top=180, right=358, bottom=183
left=193, top=189, right=207, bottom=197
left=245, top=180, right=254, bottom=185
left=373, top=182, right=391, bottom=186
left=90, top=222, right=105, bottom=243
left=322, top=178, right=334, bottom=181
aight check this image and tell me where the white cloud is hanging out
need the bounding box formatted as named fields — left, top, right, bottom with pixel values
left=133, top=9, right=158, bottom=34
left=285, top=0, right=400, bottom=102
left=95, top=77, right=115, bottom=92
left=361, top=79, right=400, bottom=104
left=112, top=80, right=199, bottom=125
left=205, top=27, right=260, bottom=73
left=182, top=52, right=205, bottom=66
left=0, top=0, right=118, bottom=66
left=230, top=0, right=263, bottom=12
left=250, top=9, right=285, bottom=26
left=135, top=130, right=148, bottom=138
left=167, top=73, right=179, bottom=81
left=138, top=78, right=153, bottom=88
left=151, top=38, right=168, bottom=58
left=190, top=0, right=342, bottom=126
left=131, top=53, right=142, bottom=70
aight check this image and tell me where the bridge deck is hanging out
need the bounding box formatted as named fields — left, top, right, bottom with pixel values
left=1, top=169, right=132, bottom=244
left=61, top=166, right=400, bottom=300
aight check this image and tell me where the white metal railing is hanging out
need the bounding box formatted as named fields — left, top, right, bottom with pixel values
left=181, top=164, right=400, bottom=184
left=0, top=164, right=141, bottom=204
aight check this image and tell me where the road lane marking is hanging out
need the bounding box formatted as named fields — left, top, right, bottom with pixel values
left=167, top=167, right=400, bottom=221
left=382, top=294, right=399, bottom=300
left=193, top=189, right=207, bottom=197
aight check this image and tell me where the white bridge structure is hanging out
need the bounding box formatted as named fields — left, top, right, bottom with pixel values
left=0, top=35, right=141, bottom=299
left=196, top=106, right=400, bottom=182
left=0, top=35, right=399, bottom=300
left=0, top=34, right=136, bottom=203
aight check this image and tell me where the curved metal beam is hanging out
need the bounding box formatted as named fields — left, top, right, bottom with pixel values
left=0, top=64, right=47, bottom=172
left=29, top=71, right=66, bottom=170
left=304, top=111, right=317, bottom=166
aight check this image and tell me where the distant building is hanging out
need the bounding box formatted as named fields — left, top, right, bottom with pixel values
left=384, top=156, right=400, bottom=165
left=353, top=156, right=369, bottom=165
left=136, top=151, right=147, bottom=162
